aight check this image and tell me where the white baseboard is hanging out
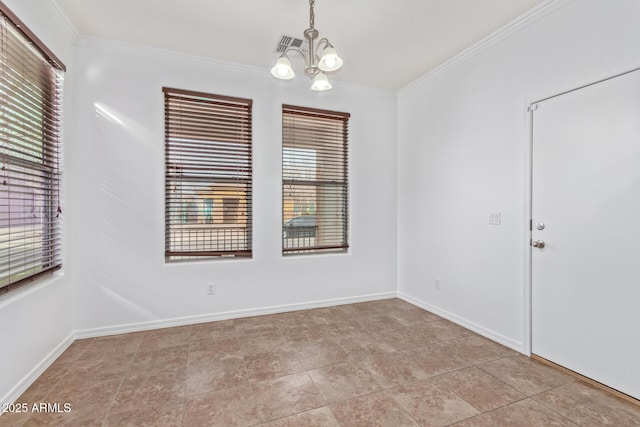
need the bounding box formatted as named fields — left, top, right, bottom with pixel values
left=1, top=332, right=75, bottom=409
left=75, top=292, right=397, bottom=339
left=397, top=292, right=524, bottom=353
left=4, top=293, right=396, bottom=408
left=3, top=290, right=523, bottom=409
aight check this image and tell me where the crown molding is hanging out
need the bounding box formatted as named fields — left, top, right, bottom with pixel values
left=75, top=36, right=267, bottom=74
left=74, top=36, right=395, bottom=96
left=47, top=0, right=80, bottom=41
left=399, top=0, right=575, bottom=96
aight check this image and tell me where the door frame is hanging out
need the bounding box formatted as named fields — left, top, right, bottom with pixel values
left=523, top=64, right=640, bottom=356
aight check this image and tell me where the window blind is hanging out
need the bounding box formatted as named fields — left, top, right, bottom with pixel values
left=0, top=2, right=64, bottom=294
left=282, top=104, right=349, bottom=255
left=163, top=87, right=252, bottom=261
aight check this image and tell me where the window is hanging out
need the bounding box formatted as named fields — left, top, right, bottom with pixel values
left=163, top=87, right=252, bottom=261
left=0, top=3, right=65, bottom=295
left=282, top=105, right=349, bottom=255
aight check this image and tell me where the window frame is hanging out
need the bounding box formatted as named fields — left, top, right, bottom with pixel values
left=163, top=87, right=253, bottom=262
left=0, top=1, right=65, bottom=295
left=282, top=104, right=350, bottom=256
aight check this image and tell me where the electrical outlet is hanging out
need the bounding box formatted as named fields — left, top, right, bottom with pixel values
left=489, top=211, right=502, bottom=225
left=207, top=283, right=216, bottom=295
left=434, top=278, right=440, bottom=290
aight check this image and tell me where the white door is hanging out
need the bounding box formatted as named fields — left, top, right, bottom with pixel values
left=531, top=69, right=640, bottom=399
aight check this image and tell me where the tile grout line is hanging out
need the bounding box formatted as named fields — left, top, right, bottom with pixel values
left=471, top=355, right=583, bottom=425
left=527, top=386, right=585, bottom=427
left=15, top=299, right=640, bottom=425
left=100, top=331, right=146, bottom=424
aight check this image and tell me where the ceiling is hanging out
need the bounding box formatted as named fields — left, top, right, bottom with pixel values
left=53, top=0, right=545, bottom=90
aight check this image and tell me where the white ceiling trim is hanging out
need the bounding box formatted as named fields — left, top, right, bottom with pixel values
left=46, top=0, right=80, bottom=40
left=75, top=35, right=266, bottom=73
left=399, top=0, right=575, bottom=95
left=53, top=0, right=547, bottom=90
left=74, top=35, right=397, bottom=95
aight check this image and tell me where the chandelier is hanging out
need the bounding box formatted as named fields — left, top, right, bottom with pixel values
left=270, top=0, right=343, bottom=91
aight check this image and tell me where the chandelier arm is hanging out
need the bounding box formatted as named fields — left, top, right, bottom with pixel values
left=317, top=38, right=332, bottom=50
left=315, top=38, right=331, bottom=63
left=283, top=46, right=306, bottom=60
left=283, top=45, right=317, bottom=76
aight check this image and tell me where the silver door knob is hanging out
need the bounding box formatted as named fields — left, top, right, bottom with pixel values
left=532, top=240, right=545, bottom=248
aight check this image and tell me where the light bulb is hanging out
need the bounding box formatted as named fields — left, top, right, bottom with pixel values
left=311, top=72, right=332, bottom=91
left=324, top=57, right=336, bottom=68
left=318, top=46, right=343, bottom=72
left=271, top=57, right=294, bottom=80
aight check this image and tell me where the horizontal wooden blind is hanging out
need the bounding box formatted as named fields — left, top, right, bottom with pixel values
left=282, top=105, right=349, bottom=255
left=0, top=3, right=64, bottom=294
left=164, top=87, right=252, bottom=260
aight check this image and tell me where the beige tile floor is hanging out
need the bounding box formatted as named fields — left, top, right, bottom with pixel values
left=2, top=298, right=640, bottom=426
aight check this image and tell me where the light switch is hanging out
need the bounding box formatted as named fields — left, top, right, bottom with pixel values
left=489, top=211, right=501, bottom=225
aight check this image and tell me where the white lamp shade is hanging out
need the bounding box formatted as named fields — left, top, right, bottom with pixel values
left=311, top=72, right=332, bottom=91
left=318, top=46, right=343, bottom=72
left=271, top=57, right=295, bottom=80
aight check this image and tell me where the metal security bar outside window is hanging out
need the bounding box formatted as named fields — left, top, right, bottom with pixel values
left=163, top=88, right=252, bottom=261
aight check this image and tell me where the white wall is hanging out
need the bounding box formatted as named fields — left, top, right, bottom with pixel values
left=397, top=0, right=640, bottom=351
left=0, top=0, right=77, bottom=407
left=10, top=0, right=637, bottom=407
left=72, top=39, right=398, bottom=334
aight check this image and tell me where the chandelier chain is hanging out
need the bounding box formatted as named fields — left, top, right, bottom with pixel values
left=309, top=0, right=315, bottom=29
